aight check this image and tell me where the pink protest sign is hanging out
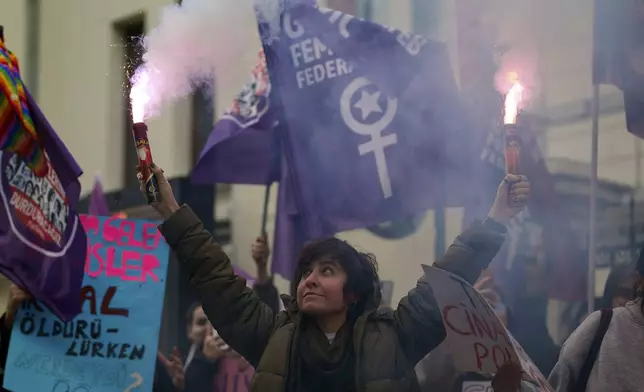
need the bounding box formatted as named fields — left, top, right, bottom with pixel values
left=4, top=215, right=170, bottom=392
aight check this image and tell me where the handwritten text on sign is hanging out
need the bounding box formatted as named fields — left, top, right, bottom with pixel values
left=422, top=265, right=552, bottom=390
left=4, top=215, right=170, bottom=392
left=423, top=265, right=516, bottom=374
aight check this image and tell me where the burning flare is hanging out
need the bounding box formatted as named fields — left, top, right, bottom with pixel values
left=503, top=72, right=524, bottom=125
left=130, top=67, right=151, bottom=123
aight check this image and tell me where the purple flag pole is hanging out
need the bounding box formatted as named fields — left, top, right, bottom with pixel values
left=260, top=119, right=282, bottom=236
left=261, top=184, right=271, bottom=235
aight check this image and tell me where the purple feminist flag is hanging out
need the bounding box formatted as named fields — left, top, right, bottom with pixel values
left=192, top=50, right=280, bottom=185
left=262, top=5, right=468, bottom=237
left=0, top=89, right=87, bottom=321
left=289, top=5, right=429, bottom=97
left=88, top=176, right=109, bottom=216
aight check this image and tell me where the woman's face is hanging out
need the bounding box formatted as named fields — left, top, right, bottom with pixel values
left=296, top=258, right=348, bottom=315
left=188, top=306, right=211, bottom=344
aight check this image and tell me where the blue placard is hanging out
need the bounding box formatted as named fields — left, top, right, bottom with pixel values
left=3, top=215, right=170, bottom=392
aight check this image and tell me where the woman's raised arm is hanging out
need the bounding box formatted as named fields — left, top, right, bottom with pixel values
left=140, top=165, right=278, bottom=367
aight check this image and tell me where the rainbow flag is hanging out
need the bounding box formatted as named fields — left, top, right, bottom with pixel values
left=0, top=30, right=47, bottom=176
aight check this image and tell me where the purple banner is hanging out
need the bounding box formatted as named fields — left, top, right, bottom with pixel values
left=0, top=90, right=87, bottom=321
left=263, top=5, right=467, bottom=237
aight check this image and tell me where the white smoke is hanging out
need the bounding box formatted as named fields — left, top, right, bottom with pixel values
left=254, top=0, right=287, bottom=45
left=137, top=0, right=264, bottom=119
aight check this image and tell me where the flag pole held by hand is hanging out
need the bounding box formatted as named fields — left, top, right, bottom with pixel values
left=260, top=184, right=271, bottom=235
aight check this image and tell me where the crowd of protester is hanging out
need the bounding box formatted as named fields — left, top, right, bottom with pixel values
left=0, top=165, right=641, bottom=391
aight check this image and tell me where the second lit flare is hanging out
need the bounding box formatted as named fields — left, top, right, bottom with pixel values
left=504, top=73, right=524, bottom=126
left=503, top=73, right=524, bottom=176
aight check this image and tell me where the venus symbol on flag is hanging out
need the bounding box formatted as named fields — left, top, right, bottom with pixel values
left=340, top=77, right=398, bottom=199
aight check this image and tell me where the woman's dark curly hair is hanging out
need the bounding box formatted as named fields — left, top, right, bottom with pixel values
left=290, top=237, right=380, bottom=316
left=602, top=263, right=638, bottom=309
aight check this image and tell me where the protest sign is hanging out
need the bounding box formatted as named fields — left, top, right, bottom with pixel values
left=422, top=265, right=516, bottom=374
left=422, top=265, right=553, bottom=391
left=4, top=215, right=169, bottom=392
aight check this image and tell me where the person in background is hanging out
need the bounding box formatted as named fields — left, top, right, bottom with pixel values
left=601, top=263, right=639, bottom=309
left=549, top=249, right=644, bottom=392
left=138, top=163, right=530, bottom=392
left=211, top=235, right=279, bottom=392
left=157, top=303, right=226, bottom=392
left=157, top=236, right=280, bottom=392
left=158, top=235, right=281, bottom=392
left=0, top=284, right=30, bottom=391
